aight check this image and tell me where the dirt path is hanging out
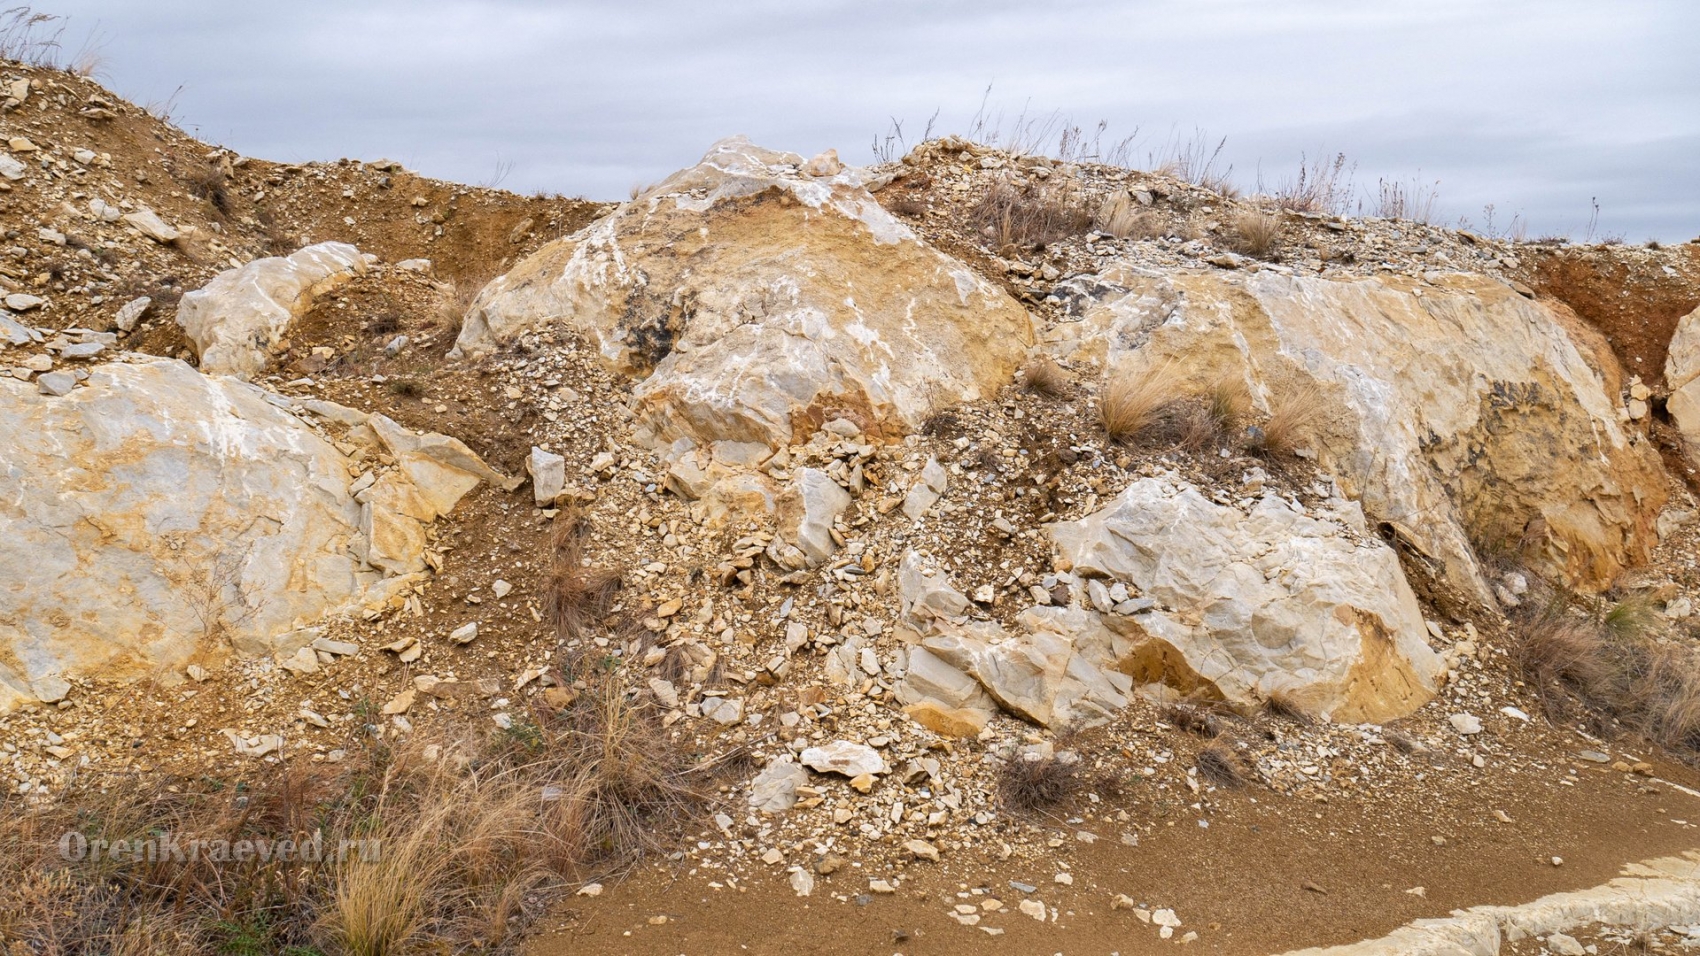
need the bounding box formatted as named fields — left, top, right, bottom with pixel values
left=531, top=754, right=1700, bottom=956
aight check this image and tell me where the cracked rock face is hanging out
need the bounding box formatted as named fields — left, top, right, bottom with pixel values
left=454, top=136, right=1033, bottom=450
left=1050, top=477, right=1444, bottom=723
left=895, top=475, right=1443, bottom=727
left=1665, top=304, right=1700, bottom=471
left=0, top=358, right=502, bottom=711
left=1046, top=268, right=1667, bottom=603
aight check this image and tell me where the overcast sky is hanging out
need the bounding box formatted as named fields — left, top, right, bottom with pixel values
left=32, top=0, right=1700, bottom=241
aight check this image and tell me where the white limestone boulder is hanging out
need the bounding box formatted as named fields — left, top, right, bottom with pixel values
left=0, top=357, right=507, bottom=711
left=177, top=241, right=369, bottom=377
left=454, top=136, right=1032, bottom=449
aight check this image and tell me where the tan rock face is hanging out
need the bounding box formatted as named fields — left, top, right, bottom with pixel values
left=454, top=136, right=1033, bottom=449
left=1047, top=270, right=1666, bottom=600
left=1665, top=305, right=1700, bottom=469
left=0, top=358, right=502, bottom=711
left=1051, top=477, right=1443, bottom=723
left=177, top=241, right=369, bottom=377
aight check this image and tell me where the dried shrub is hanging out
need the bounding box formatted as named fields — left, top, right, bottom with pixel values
left=1196, top=738, right=1247, bottom=788
left=1265, top=687, right=1318, bottom=726
left=542, top=507, right=623, bottom=643
left=1019, top=355, right=1072, bottom=398
left=1162, top=702, right=1222, bottom=738
left=998, top=753, right=1079, bottom=813
left=1100, top=363, right=1180, bottom=444
left=185, top=163, right=231, bottom=215
left=1229, top=209, right=1283, bottom=259
left=886, top=196, right=928, bottom=218
left=384, top=378, right=423, bottom=399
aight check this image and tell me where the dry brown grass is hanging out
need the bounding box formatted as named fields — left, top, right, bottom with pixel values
left=1229, top=209, right=1283, bottom=259
left=997, top=753, right=1079, bottom=814
left=1161, top=702, right=1222, bottom=738
left=1265, top=687, right=1319, bottom=726
left=1252, top=383, right=1328, bottom=457
left=970, top=177, right=1093, bottom=254
left=0, top=656, right=703, bottom=955
left=184, top=162, right=231, bottom=215
left=1094, top=192, right=1161, bottom=240
left=433, top=277, right=488, bottom=339
left=1513, top=594, right=1700, bottom=756
left=542, top=506, right=623, bottom=643
left=1099, top=363, right=1181, bottom=444
left=1019, top=355, right=1073, bottom=398
left=1196, top=738, right=1248, bottom=788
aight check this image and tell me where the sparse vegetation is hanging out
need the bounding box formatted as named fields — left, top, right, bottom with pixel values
left=1019, top=355, right=1072, bottom=398
left=384, top=377, right=423, bottom=399
left=1251, top=383, right=1328, bottom=457
left=1371, top=176, right=1440, bottom=223
left=1196, top=738, right=1248, bottom=788
left=1162, top=702, right=1223, bottom=738
left=0, top=659, right=703, bottom=955
left=184, top=162, right=231, bottom=215
left=969, top=176, right=1093, bottom=255
left=541, top=506, right=624, bottom=643
left=1099, top=363, right=1180, bottom=444
left=1267, top=152, right=1354, bottom=216
left=998, top=752, right=1079, bottom=813
left=1094, top=192, right=1161, bottom=240
left=1228, top=209, right=1283, bottom=259
left=1513, top=593, right=1700, bottom=755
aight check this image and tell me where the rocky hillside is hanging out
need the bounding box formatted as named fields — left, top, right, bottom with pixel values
left=6, top=59, right=1700, bottom=956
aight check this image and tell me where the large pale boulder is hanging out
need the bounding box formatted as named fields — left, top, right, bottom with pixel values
left=1666, top=305, right=1700, bottom=469
left=1050, top=477, right=1443, bottom=723
left=1047, top=269, right=1666, bottom=601
left=0, top=358, right=505, bottom=711
left=453, top=136, right=1033, bottom=449
left=177, top=241, right=369, bottom=377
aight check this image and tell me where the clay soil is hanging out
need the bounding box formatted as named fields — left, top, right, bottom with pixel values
left=536, top=748, right=1700, bottom=955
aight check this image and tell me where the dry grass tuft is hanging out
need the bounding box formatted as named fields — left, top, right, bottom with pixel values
left=1196, top=738, right=1248, bottom=788
left=1019, top=355, right=1073, bottom=398
left=1100, top=363, right=1181, bottom=444
left=542, top=506, right=623, bottom=642
left=998, top=753, right=1080, bottom=814
left=384, top=377, right=424, bottom=399
left=1265, top=687, right=1318, bottom=726
left=1251, top=383, right=1328, bottom=457
left=184, top=162, right=231, bottom=215
left=1511, top=594, right=1700, bottom=755
left=1229, top=209, right=1283, bottom=259
left=970, top=177, right=1093, bottom=254
left=1162, top=702, right=1222, bottom=738
left=1095, top=192, right=1161, bottom=240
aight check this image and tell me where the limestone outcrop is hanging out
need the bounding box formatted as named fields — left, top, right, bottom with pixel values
left=453, top=136, right=1033, bottom=449
left=0, top=357, right=508, bottom=711
left=1665, top=304, right=1700, bottom=470
left=1045, top=269, right=1667, bottom=601
left=177, top=241, right=370, bottom=377
left=895, top=476, right=1443, bottom=727
left=1050, top=477, right=1443, bottom=722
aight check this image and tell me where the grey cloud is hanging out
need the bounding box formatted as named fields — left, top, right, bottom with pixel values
left=39, top=0, right=1700, bottom=240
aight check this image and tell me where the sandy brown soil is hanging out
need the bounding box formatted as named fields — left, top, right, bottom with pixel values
left=535, top=749, right=1700, bottom=955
